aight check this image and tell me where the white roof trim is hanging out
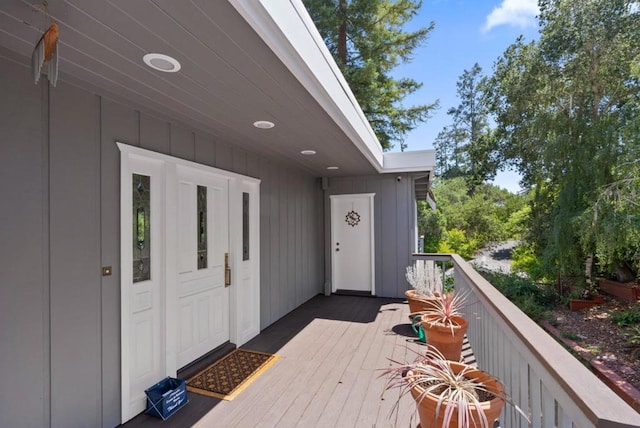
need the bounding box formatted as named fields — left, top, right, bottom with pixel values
left=228, top=0, right=385, bottom=171
left=382, top=150, right=436, bottom=173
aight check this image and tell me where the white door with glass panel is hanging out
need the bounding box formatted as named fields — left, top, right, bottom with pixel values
left=330, top=193, right=375, bottom=294
left=175, top=167, right=230, bottom=368
left=120, top=144, right=262, bottom=423
left=122, top=159, right=166, bottom=422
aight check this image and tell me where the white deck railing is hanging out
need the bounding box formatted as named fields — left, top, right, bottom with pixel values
left=412, top=253, right=639, bottom=428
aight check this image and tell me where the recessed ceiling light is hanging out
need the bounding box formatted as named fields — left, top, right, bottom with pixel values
left=253, top=120, right=275, bottom=129
left=301, top=150, right=316, bottom=155
left=143, top=53, right=181, bottom=72
left=327, top=166, right=339, bottom=170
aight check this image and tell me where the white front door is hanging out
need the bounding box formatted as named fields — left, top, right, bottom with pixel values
left=330, top=193, right=375, bottom=294
left=175, top=167, right=229, bottom=368
left=119, top=144, right=261, bottom=424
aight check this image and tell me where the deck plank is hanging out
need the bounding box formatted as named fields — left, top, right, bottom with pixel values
left=123, top=295, right=444, bottom=428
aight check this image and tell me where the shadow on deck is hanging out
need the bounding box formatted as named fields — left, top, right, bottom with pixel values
left=122, top=294, right=425, bottom=428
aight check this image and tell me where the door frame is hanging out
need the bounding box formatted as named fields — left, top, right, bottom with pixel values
left=329, top=193, right=375, bottom=294
left=118, top=143, right=261, bottom=422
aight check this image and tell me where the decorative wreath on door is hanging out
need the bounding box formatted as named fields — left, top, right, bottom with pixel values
left=345, top=210, right=361, bottom=227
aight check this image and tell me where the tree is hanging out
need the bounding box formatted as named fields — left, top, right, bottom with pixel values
left=432, top=177, right=525, bottom=248
left=417, top=200, right=446, bottom=252
left=434, top=63, right=499, bottom=191
left=303, top=0, right=438, bottom=150
left=488, top=0, right=640, bottom=279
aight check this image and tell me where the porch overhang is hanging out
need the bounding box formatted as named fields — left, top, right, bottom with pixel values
left=0, top=0, right=434, bottom=178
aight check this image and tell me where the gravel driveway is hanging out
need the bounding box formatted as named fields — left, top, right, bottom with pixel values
left=470, top=240, right=519, bottom=274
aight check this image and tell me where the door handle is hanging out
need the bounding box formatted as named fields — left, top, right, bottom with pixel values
left=225, top=252, right=231, bottom=287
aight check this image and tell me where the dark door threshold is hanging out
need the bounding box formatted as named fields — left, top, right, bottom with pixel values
left=177, top=341, right=236, bottom=380
left=334, top=289, right=373, bottom=297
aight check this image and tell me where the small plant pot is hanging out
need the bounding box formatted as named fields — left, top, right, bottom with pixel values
left=421, top=315, right=468, bottom=362
left=407, top=363, right=506, bottom=428
left=405, top=290, right=439, bottom=313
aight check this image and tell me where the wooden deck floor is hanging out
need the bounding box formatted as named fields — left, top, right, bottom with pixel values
left=123, top=295, right=434, bottom=428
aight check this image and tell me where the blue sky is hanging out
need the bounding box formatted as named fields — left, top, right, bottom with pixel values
left=390, top=0, right=541, bottom=192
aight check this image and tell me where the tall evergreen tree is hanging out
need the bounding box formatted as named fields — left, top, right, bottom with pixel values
left=434, top=63, right=498, bottom=191
left=303, top=0, right=438, bottom=150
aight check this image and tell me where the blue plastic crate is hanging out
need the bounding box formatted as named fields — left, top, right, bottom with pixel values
left=144, top=377, right=188, bottom=420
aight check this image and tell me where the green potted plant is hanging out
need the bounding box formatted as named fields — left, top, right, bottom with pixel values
left=405, top=260, right=444, bottom=313
left=383, top=346, right=523, bottom=428
left=419, top=290, right=469, bottom=361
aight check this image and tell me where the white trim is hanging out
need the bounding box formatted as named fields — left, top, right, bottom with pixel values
left=382, top=150, right=436, bottom=173
left=117, top=143, right=261, bottom=185
left=329, top=193, right=375, bottom=295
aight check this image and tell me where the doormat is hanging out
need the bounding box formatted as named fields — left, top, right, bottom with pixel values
left=186, top=349, right=280, bottom=400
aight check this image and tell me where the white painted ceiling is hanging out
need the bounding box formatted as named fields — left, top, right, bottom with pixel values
left=0, top=0, right=380, bottom=176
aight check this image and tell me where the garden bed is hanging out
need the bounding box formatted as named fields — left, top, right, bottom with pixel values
left=541, top=297, right=640, bottom=411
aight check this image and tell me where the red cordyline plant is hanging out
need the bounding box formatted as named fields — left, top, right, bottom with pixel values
left=381, top=345, right=527, bottom=428
left=418, top=289, right=471, bottom=334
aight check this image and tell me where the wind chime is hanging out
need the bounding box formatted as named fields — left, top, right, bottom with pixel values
left=31, top=1, right=59, bottom=87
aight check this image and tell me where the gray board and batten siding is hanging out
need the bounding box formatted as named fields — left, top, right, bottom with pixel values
left=0, top=55, right=325, bottom=428
left=324, top=175, right=417, bottom=298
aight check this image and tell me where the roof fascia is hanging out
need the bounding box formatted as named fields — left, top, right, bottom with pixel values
left=382, top=149, right=436, bottom=173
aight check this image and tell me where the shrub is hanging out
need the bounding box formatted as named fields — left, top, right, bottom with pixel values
left=440, top=228, right=479, bottom=260
left=511, top=245, right=548, bottom=282
left=478, top=270, right=558, bottom=321
left=611, top=307, right=640, bottom=327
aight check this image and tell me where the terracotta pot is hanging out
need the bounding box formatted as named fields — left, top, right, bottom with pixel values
left=407, top=363, right=506, bottom=428
left=405, top=289, right=438, bottom=313
left=421, top=315, right=468, bottom=362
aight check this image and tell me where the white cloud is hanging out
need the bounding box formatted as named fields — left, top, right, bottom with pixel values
left=482, top=0, right=539, bottom=33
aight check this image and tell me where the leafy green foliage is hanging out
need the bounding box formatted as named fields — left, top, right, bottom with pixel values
left=437, top=228, right=478, bottom=260
left=487, top=0, right=640, bottom=280
left=611, top=307, right=640, bottom=327
left=623, top=326, right=640, bottom=359
left=563, top=332, right=581, bottom=341
left=478, top=270, right=558, bottom=321
left=511, top=245, right=548, bottom=282
left=417, top=200, right=445, bottom=252
left=429, top=178, right=527, bottom=255
left=303, top=0, right=438, bottom=150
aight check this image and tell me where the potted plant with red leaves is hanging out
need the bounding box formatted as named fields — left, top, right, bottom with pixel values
left=382, top=346, right=526, bottom=428
left=419, top=290, right=469, bottom=362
